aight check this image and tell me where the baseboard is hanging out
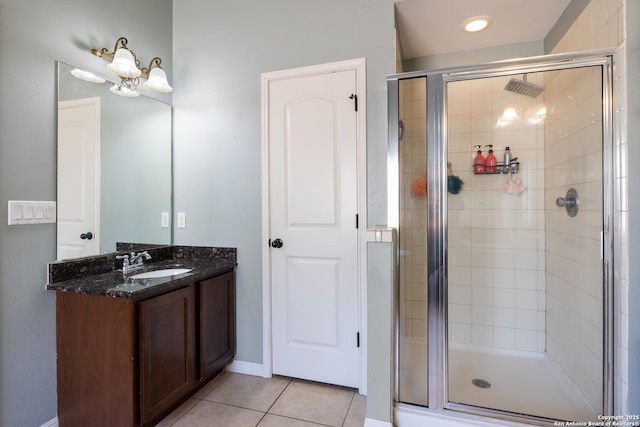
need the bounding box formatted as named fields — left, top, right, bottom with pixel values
left=40, top=417, right=58, bottom=427
left=364, top=418, right=393, bottom=427
left=225, top=360, right=265, bottom=377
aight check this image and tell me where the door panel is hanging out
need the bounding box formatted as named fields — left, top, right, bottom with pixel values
left=57, top=98, right=100, bottom=260
left=268, top=68, right=359, bottom=387
left=287, top=257, right=339, bottom=347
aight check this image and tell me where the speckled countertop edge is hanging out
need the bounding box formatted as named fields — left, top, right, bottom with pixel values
left=46, top=245, right=236, bottom=299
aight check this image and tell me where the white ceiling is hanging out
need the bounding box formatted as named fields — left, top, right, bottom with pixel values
left=395, top=0, right=572, bottom=59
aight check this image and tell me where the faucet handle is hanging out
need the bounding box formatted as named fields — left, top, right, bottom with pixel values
left=116, top=254, right=131, bottom=275
left=116, top=254, right=130, bottom=264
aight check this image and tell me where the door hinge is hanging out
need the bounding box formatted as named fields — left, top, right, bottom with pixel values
left=349, top=94, right=358, bottom=111
left=356, top=214, right=359, bottom=229
left=357, top=332, right=360, bottom=348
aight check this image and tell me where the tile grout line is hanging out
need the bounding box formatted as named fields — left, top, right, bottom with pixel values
left=340, top=393, right=356, bottom=427
left=167, top=370, right=234, bottom=426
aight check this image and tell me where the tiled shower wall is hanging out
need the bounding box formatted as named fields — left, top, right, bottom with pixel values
left=548, top=0, right=626, bottom=413
left=447, top=76, right=546, bottom=352
left=543, top=65, right=604, bottom=414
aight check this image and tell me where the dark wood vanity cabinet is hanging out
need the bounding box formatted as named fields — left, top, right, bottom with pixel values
left=56, top=270, right=235, bottom=427
left=139, top=285, right=196, bottom=425
left=199, top=271, right=235, bottom=380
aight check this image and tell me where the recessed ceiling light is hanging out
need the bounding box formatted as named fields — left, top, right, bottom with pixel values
left=462, top=15, right=492, bottom=33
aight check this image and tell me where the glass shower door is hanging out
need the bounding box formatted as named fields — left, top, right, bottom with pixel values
left=446, top=65, right=607, bottom=422
left=397, top=76, right=429, bottom=406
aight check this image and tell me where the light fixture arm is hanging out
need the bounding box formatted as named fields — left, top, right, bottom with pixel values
left=91, top=37, right=141, bottom=71
left=140, top=57, right=163, bottom=80
left=91, top=37, right=129, bottom=62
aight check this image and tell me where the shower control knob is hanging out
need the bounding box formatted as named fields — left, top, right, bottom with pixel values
left=556, top=188, right=579, bottom=217
left=271, top=238, right=283, bottom=248
left=80, top=232, right=93, bottom=240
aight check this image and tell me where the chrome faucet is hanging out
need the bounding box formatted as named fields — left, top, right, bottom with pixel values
left=116, top=251, right=151, bottom=275
left=130, top=251, right=151, bottom=267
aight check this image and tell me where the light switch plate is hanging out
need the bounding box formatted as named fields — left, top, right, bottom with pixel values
left=8, top=201, right=56, bottom=225
left=177, top=212, right=186, bottom=228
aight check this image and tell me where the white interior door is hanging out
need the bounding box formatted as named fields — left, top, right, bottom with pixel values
left=266, top=65, right=361, bottom=388
left=57, top=98, right=100, bottom=260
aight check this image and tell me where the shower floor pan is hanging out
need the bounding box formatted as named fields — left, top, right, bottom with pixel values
left=447, top=343, right=597, bottom=422
left=398, top=339, right=598, bottom=422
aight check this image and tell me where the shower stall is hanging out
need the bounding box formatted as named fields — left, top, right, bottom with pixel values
left=388, top=53, right=614, bottom=425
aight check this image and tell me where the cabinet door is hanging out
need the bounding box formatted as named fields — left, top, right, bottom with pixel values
left=199, top=271, right=235, bottom=380
left=139, top=286, right=195, bottom=424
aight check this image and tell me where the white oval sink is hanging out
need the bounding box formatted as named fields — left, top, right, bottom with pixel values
left=130, top=268, right=192, bottom=279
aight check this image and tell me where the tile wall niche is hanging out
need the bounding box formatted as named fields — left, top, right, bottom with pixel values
left=447, top=75, right=546, bottom=352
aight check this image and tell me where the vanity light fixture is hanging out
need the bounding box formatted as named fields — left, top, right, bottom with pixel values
left=462, top=15, right=492, bottom=33
left=70, top=68, right=106, bottom=84
left=91, top=37, right=173, bottom=97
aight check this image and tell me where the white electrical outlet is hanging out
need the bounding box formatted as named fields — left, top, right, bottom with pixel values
left=177, top=212, right=186, bottom=228
left=161, top=212, right=170, bottom=228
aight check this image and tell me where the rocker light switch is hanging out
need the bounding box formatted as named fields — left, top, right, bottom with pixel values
left=8, top=201, right=56, bottom=225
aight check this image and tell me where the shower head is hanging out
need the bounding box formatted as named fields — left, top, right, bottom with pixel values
left=504, top=75, right=544, bottom=98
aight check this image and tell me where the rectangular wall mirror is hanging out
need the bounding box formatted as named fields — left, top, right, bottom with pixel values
left=56, top=61, right=172, bottom=260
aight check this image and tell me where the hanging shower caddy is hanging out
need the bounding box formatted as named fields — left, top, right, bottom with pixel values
left=472, top=145, right=520, bottom=175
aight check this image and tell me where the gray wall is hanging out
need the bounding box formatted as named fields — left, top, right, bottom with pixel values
left=172, top=0, right=397, bottom=364
left=0, top=1, right=171, bottom=426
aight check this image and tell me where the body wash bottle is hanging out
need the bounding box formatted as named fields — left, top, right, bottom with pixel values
left=485, top=145, right=496, bottom=173
left=473, top=145, right=485, bottom=174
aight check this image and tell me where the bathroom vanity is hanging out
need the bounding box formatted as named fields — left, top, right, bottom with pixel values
left=46, top=246, right=236, bottom=427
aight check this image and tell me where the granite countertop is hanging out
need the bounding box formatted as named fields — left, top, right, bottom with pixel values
left=46, top=245, right=236, bottom=299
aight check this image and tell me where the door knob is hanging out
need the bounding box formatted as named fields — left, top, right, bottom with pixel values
left=80, top=232, right=93, bottom=240
left=271, top=238, right=283, bottom=248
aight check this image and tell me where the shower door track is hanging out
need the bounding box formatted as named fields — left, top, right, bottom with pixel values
left=388, top=49, right=617, bottom=426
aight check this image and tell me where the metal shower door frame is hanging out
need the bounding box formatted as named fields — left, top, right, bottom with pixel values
left=388, top=50, right=616, bottom=425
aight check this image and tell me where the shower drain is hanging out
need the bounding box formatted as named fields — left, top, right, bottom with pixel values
left=471, top=378, right=491, bottom=389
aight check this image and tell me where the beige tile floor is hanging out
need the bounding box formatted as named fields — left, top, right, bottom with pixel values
left=156, top=371, right=366, bottom=427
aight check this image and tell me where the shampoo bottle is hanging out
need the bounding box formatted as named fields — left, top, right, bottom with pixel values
left=485, top=145, right=496, bottom=173
left=473, top=145, right=485, bottom=174
left=503, top=146, right=512, bottom=172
